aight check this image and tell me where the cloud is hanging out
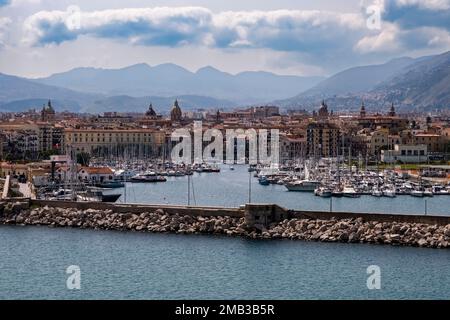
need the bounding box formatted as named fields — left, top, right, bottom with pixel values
left=0, top=17, right=12, bottom=47
left=22, top=6, right=366, bottom=54
left=23, top=7, right=213, bottom=47
left=355, top=23, right=450, bottom=53
left=380, top=0, right=450, bottom=30
left=17, top=4, right=450, bottom=67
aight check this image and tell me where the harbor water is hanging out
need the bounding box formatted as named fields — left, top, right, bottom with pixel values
left=1, top=165, right=449, bottom=299
left=109, top=165, right=450, bottom=216
left=0, top=225, right=449, bottom=299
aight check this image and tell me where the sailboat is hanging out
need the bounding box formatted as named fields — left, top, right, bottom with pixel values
left=285, top=161, right=320, bottom=192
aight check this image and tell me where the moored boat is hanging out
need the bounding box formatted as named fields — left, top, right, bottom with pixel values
left=131, top=172, right=167, bottom=183
left=258, top=176, right=270, bottom=185
left=410, top=189, right=424, bottom=197
left=285, top=180, right=321, bottom=192
left=343, top=186, right=360, bottom=198
left=315, top=187, right=332, bottom=198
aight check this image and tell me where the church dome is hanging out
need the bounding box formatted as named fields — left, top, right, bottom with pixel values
left=170, top=99, right=182, bottom=121
left=318, top=100, right=329, bottom=118
left=145, top=103, right=157, bottom=117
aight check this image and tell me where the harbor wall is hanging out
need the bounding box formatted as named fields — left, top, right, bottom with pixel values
left=29, top=200, right=450, bottom=226
left=30, top=199, right=242, bottom=218
left=289, top=210, right=450, bottom=226
left=1, top=200, right=448, bottom=248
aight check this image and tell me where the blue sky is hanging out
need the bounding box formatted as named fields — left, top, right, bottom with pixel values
left=0, top=0, right=449, bottom=78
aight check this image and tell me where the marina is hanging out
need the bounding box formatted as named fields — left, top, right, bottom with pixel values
left=93, top=164, right=450, bottom=216
left=17, top=154, right=447, bottom=216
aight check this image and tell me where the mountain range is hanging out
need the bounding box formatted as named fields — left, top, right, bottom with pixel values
left=276, top=51, right=450, bottom=112
left=33, top=63, right=323, bottom=105
left=1, top=51, right=449, bottom=114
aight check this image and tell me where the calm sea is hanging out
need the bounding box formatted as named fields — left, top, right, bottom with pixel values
left=1, top=165, right=449, bottom=299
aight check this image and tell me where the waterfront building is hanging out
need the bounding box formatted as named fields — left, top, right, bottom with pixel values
left=381, top=144, right=428, bottom=163
left=63, top=128, right=166, bottom=158
left=78, top=166, right=114, bottom=183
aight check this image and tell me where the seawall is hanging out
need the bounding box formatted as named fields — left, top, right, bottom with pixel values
left=0, top=200, right=449, bottom=248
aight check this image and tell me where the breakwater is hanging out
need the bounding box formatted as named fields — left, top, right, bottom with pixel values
left=0, top=200, right=449, bottom=249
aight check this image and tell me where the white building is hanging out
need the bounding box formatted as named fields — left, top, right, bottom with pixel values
left=381, top=144, right=428, bottom=163
left=78, top=167, right=114, bottom=183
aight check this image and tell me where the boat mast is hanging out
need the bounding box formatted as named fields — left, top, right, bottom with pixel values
left=187, top=173, right=190, bottom=206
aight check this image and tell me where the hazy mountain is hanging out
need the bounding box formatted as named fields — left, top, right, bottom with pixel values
left=300, top=57, right=417, bottom=97
left=85, top=95, right=235, bottom=114
left=0, top=98, right=83, bottom=113
left=276, top=52, right=450, bottom=112
left=370, top=51, right=450, bottom=110
left=0, top=73, right=101, bottom=112
left=34, top=63, right=324, bottom=104
left=0, top=72, right=233, bottom=113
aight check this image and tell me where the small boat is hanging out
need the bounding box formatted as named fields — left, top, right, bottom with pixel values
left=285, top=179, right=321, bottom=192
left=174, top=171, right=185, bottom=176
left=331, top=186, right=343, bottom=197
left=410, top=190, right=424, bottom=197
left=372, top=189, right=383, bottom=197
left=77, top=188, right=121, bottom=203
left=229, top=166, right=235, bottom=171
left=424, top=189, right=434, bottom=197
left=258, top=176, right=270, bottom=185
left=315, top=187, right=332, bottom=198
left=167, top=170, right=177, bottom=176
left=382, top=189, right=396, bottom=198
left=432, top=185, right=448, bottom=195
left=131, top=172, right=167, bottom=183
left=95, top=180, right=125, bottom=189
left=343, top=186, right=360, bottom=198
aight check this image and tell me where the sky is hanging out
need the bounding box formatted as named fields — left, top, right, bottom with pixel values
left=0, top=0, right=449, bottom=78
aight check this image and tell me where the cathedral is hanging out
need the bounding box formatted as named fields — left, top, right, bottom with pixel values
left=41, top=100, right=55, bottom=122
left=170, top=99, right=182, bottom=122
left=145, top=103, right=158, bottom=119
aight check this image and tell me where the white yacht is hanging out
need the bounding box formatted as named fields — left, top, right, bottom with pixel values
left=285, top=179, right=321, bottom=192
left=343, top=186, right=360, bottom=198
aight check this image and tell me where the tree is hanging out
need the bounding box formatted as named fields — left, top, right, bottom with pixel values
left=76, top=152, right=91, bottom=166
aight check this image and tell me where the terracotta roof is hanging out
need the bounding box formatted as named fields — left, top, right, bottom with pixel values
left=78, top=167, right=113, bottom=175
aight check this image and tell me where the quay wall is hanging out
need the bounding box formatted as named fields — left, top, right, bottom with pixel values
left=0, top=200, right=448, bottom=248
left=30, top=199, right=243, bottom=218
left=30, top=200, right=450, bottom=226
left=289, top=210, right=450, bottom=226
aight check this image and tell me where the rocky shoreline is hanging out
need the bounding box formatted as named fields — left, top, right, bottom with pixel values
left=1, top=202, right=449, bottom=248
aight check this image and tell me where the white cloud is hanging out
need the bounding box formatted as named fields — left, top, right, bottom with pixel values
left=0, top=17, right=12, bottom=47
left=22, top=6, right=366, bottom=54
left=354, top=23, right=401, bottom=53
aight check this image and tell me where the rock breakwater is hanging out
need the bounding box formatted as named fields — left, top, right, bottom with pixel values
left=1, top=202, right=449, bottom=248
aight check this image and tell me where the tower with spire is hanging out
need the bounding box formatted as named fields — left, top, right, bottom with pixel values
left=170, top=99, right=182, bottom=122
left=41, top=99, right=55, bottom=121
left=359, top=100, right=366, bottom=118
left=317, top=100, right=329, bottom=119
left=388, top=102, right=396, bottom=117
